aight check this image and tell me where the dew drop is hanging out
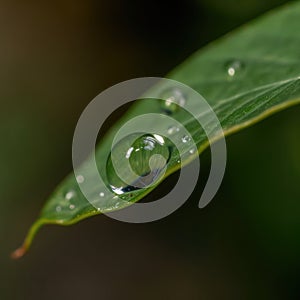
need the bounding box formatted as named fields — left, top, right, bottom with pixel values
left=106, top=133, right=171, bottom=197
left=167, top=125, right=180, bottom=135
left=56, top=206, right=62, bottom=212
left=181, top=135, right=191, bottom=143
left=99, top=192, right=105, bottom=197
left=76, top=175, right=85, bottom=184
left=189, top=149, right=196, bottom=154
left=69, top=204, right=75, bottom=210
left=160, top=88, right=186, bottom=114
left=225, top=60, right=244, bottom=77
left=65, top=190, right=76, bottom=201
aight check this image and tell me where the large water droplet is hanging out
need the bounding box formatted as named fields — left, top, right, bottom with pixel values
left=106, top=133, right=171, bottom=197
left=160, top=88, right=186, bottom=114
left=225, top=60, right=244, bottom=77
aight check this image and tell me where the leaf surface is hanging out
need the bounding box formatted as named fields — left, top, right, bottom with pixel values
left=12, top=2, right=300, bottom=258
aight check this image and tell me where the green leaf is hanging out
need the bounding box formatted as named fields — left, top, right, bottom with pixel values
left=12, top=2, right=300, bottom=258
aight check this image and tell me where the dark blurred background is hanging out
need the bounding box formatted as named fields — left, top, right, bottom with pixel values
left=1, top=0, right=300, bottom=299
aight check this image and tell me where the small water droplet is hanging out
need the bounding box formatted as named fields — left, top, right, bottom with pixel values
left=114, top=202, right=121, bottom=209
left=76, top=175, right=85, bottom=184
left=106, top=133, right=171, bottom=196
left=69, top=204, right=75, bottom=210
left=181, top=135, right=191, bottom=143
left=160, top=88, right=186, bottom=114
left=65, top=190, right=76, bottom=201
left=225, top=60, right=244, bottom=77
left=56, top=206, right=62, bottom=212
left=99, top=192, right=105, bottom=197
left=189, top=149, right=196, bottom=154
left=167, top=125, right=180, bottom=135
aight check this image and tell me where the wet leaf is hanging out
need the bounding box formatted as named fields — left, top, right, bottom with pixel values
left=12, top=2, right=300, bottom=258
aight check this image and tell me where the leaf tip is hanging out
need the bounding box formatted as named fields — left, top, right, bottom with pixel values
left=11, top=219, right=45, bottom=260
left=11, top=244, right=28, bottom=260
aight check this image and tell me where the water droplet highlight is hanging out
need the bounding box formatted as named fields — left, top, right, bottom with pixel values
left=160, top=88, right=186, bottom=114
left=167, top=125, right=180, bottom=135
left=181, top=135, right=191, bottom=143
left=56, top=206, right=62, bottom=212
left=99, top=192, right=105, bottom=197
left=225, top=60, right=244, bottom=77
left=65, top=190, right=76, bottom=201
left=76, top=175, right=84, bottom=184
left=106, top=133, right=171, bottom=197
left=69, top=204, right=75, bottom=210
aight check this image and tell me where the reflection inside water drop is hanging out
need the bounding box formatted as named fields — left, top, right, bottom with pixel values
left=106, top=133, right=171, bottom=197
